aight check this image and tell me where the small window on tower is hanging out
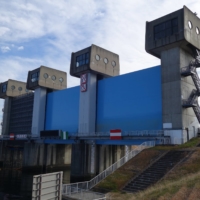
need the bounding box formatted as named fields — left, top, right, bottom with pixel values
left=154, top=18, right=178, bottom=40
left=2, top=84, right=7, bottom=93
left=76, top=52, right=89, bottom=67
left=31, top=71, right=40, bottom=82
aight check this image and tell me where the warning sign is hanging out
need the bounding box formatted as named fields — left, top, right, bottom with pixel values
left=80, top=73, right=87, bottom=92
left=81, top=73, right=87, bottom=84
left=81, top=83, right=87, bottom=92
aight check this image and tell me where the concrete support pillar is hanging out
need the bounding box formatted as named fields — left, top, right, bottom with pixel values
left=2, top=97, right=11, bottom=135
left=23, top=143, right=71, bottom=171
left=22, top=143, right=44, bottom=171
left=73, top=72, right=97, bottom=179
left=64, top=145, right=71, bottom=165
left=31, top=87, right=47, bottom=137
left=89, top=143, right=96, bottom=175
left=99, top=145, right=105, bottom=173
left=116, top=145, right=122, bottom=161
left=78, top=73, right=97, bottom=134
left=55, top=144, right=72, bottom=167
left=70, top=142, right=88, bottom=182
left=125, top=145, right=131, bottom=162
left=161, top=47, right=199, bottom=144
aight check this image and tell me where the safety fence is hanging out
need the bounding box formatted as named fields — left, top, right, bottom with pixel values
left=62, top=189, right=106, bottom=200
left=75, top=130, right=164, bottom=137
left=62, top=141, right=155, bottom=197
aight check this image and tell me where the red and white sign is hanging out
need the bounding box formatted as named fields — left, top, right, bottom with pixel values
left=81, top=83, right=87, bottom=92
left=81, top=73, right=87, bottom=84
left=80, top=73, right=87, bottom=92
left=110, top=129, right=122, bottom=140
left=10, top=133, right=15, bottom=140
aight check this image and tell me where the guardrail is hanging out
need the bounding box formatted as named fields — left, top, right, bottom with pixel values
left=62, top=141, right=155, bottom=197
left=0, top=130, right=165, bottom=141
left=73, top=130, right=164, bottom=137
left=62, top=188, right=106, bottom=200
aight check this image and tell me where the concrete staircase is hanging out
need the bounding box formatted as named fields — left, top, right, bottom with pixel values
left=122, top=151, right=188, bottom=193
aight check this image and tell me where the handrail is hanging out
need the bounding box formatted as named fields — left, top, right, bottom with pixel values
left=70, top=130, right=164, bottom=137
left=62, top=141, right=155, bottom=196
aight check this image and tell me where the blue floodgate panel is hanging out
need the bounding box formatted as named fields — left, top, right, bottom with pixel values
left=96, top=66, right=162, bottom=132
left=45, top=86, right=80, bottom=134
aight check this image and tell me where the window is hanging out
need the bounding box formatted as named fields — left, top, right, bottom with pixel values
left=18, top=87, right=22, bottom=91
left=188, top=21, right=192, bottom=29
left=196, top=27, right=199, bottom=35
left=31, top=71, right=40, bottom=82
left=43, top=73, right=48, bottom=79
left=51, top=75, right=56, bottom=81
left=59, top=77, right=64, bottom=83
left=76, top=52, right=89, bottom=67
left=2, top=84, right=7, bottom=93
left=104, top=58, right=108, bottom=64
left=112, top=61, right=116, bottom=67
left=154, top=18, right=178, bottom=40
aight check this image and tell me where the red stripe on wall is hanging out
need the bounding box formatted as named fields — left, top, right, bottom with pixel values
left=110, top=129, right=121, bottom=133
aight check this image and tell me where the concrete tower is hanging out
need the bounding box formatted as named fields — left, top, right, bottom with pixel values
left=145, top=6, right=200, bottom=144
left=70, top=44, right=120, bottom=181
left=26, top=65, right=67, bottom=137
left=0, top=80, right=32, bottom=136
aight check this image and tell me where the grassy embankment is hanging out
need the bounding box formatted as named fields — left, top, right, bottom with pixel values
left=94, top=137, right=200, bottom=200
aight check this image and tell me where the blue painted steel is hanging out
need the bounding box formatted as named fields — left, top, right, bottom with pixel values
left=43, top=139, right=156, bottom=145
left=96, top=66, right=162, bottom=132
left=44, top=139, right=76, bottom=144
left=45, top=86, right=79, bottom=134
left=95, top=139, right=156, bottom=145
left=45, top=66, right=162, bottom=137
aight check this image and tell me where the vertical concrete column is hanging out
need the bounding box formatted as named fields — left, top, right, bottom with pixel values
left=116, top=145, right=122, bottom=161
left=125, top=145, right=131, bottom=162
left=2, top=97, right=11, bottom=135
left=99, top=145, right=105, bottom=173
left=90, top=143, right=96, bottom=174
left=71, top=142, right=88, bottom=182
left=22, top=143, right=44, bottom=171
left=78, top=73, right=97, bottom=134
left=78, top=72, right=97, bottom=176
left=161, top=47, right=198, bottom=143
left=105, top=146, right=110, bottom=168
left=64, top=144, right=72, bottom=165
left=31, top=87, right=47, bottom=137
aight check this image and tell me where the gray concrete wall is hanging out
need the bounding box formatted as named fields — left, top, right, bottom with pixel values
left=78, top=73, right=97, bottom=134
left=31, top=87, right=47, bottom=136
left=2, top=97, right=11, bottom=135
left=161, top=47, right=199, bottom=139
left=23, top=143, right=71, bottom=171
left=98, top=145, right=125, bottom=173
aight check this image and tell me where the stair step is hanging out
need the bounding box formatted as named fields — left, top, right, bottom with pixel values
left=122, top=151, right=189, bottom=193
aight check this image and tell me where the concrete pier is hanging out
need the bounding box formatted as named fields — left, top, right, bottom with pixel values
left=70, top=144, right=127, bottom=182
left=22, top=143, right=71, bottom=172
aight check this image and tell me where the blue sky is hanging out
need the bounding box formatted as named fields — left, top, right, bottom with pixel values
left=0, top=0, right=199, bottom=128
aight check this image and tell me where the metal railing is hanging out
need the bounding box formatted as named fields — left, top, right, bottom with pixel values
left=71, top=130, right=164, bottom=138
left=0, top=130, right=164, bottom=140
left=62, top=188, right=106, bottom=200
left=62, top=141, right=155, bottom=196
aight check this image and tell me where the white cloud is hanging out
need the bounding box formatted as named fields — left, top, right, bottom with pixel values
left=18, top=46, right=24, bottom=50
left=0, top=27, right=10, bottom=37
left=0, top=0, right=200, bottom=120
left=1, top=46, right=10, bottom=53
